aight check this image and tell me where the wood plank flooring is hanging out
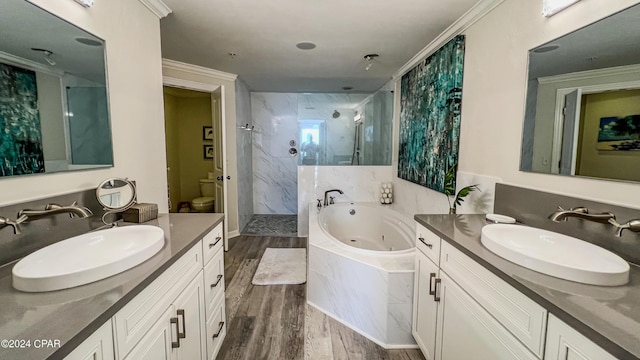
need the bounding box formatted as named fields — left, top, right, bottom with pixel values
left=216, top=235, right=425, bottom=360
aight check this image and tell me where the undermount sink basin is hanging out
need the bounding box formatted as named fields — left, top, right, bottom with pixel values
left=481, top=224, right=629, bottom=286
left=13, top=225, right=165, bottom=292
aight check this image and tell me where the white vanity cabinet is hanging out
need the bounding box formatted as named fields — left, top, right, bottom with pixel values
left=110, top=222, right=224, bottom=360
left=201, top=222, right=227, bottom=360
left=545, top=315, right=618, bottom=360
left=63, top=321, right=114, bottom=360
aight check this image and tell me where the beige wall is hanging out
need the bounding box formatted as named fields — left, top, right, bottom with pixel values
left=0, top=0, right=168, bottom=212
left=418, top=0, right=640, bottom=209
left=163, top=92, right=181, bottom=212
left=162, top=62, right=240, bottom=234
left=577, top=90, right=640, bottom=181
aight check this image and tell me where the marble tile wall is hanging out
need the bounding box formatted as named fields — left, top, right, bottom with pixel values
left=251, top=93, right=299, bottom=214
left=235, top=79, right=254, bottom=231
left=297, top=166, right=393, bottom=236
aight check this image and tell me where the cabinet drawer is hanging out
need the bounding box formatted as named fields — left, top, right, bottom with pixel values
left=416, top=223, right=441, bottom=265
left=202, top=222, right=224, bottom=265
left=206, top=298, right=227, bottom=360
left=440, top=241, right=547, bottom=357
left=114, top=243, right=203, bottom=359
left=204, top=247, right=225, bottom=318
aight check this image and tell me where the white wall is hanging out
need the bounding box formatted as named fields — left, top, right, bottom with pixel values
left=393, top=0, right=640, bottom=212
left=1, top=0, right=169, bottom=212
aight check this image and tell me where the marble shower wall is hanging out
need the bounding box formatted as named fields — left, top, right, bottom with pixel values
left=235, top=79, right=254, bottom=231
left=251, top=93, right=299, bottom=214
left=297, top=166, right=393, bottom=236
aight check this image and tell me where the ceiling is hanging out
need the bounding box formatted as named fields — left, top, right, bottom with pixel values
left=159, top=0, right=482, bottom=93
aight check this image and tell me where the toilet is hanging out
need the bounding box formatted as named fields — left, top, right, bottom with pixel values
left=192, top=179, right=215, bottom=212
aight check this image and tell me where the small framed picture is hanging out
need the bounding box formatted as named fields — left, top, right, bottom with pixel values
left=203, top=145, right=214, bottom=159
left=202, top=126, right=214, bottom=141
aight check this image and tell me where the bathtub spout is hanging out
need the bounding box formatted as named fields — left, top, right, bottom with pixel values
left=323, top=189, right=344, bottom=206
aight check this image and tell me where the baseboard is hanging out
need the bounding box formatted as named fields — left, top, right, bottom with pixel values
left=228, top=229, right=240, bottom=239
left=306, top=301, right=419, bottom=350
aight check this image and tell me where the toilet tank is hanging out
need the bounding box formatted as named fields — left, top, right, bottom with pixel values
left=199, top=179, right=216, bottom=197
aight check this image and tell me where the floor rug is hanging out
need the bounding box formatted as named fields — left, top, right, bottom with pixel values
left=252, top=248, right=307, bottom=285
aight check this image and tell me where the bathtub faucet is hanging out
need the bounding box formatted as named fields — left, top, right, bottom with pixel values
left=323, top=189, right=344, bottom=206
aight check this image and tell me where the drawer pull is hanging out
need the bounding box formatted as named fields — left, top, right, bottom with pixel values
left=429, top=272, right=436, bottom=295
left=211, top=274, right=223, bottom=288
left=170, top=317, right=180, bottom=348
left=177, top=309, right=186, bottom=339
left=418, top=237, right=433, bottom=248
left=209, top=236, right=222, bottom=248
left=212, top=321, right=225, bottom=338
left=434, top=278, right=441, bottom=302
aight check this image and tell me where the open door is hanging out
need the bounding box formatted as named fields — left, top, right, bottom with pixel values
left=558, top=89, right=582, bottom=175
left=212, top=89, right=224, bottom=213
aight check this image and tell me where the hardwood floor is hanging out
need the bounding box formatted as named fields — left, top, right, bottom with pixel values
left=216, top=235, right=425, bottom=360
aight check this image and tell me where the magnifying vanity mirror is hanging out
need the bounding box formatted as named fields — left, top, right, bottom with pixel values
left=521, top=4, right=640, bottom=183
left=0, top=0, right=113, bottom=178
left=96, top=178, right=137, bottom=226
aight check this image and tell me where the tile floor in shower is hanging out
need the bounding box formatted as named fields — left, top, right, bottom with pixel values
left=241, top=214, right=298, bottom=237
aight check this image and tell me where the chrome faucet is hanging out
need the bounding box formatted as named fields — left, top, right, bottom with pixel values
left=18, top=202, right=93, bottom=221
left=323, top=189, right=344, bottom=206
left=608, top=218, right=640, bottom=237
left=548, top=206, right=615, bottom=224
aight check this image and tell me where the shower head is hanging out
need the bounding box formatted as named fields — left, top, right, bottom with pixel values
left=332, top=110, right=340, bottom=118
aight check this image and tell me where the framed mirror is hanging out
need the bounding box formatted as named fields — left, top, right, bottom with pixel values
left=521, top=4, right=640, bottom=183
left=0, top=0, right=113, bottom=178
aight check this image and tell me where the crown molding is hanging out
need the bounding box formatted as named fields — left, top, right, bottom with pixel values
left=393, top=0, right=505, bottom=80
left=162, top=58, right=238, bottom=82
left=537, top=63, right=640, bottom=85
left=137, top=0, right=171, bottom=18
left=0, top=51, right=65, bottom=77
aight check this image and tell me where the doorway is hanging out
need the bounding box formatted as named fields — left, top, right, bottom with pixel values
left=162, top=86, right=225, bottom=215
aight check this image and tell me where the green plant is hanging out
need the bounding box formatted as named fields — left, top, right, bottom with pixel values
left=444, top=167, right=480, bottom=211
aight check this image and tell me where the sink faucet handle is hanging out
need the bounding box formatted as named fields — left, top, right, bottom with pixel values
left=610, top=218, right=640, bottom=237
left=329, top=196, right=335, bottom=205
left=0, top=216, right=21, bottom=235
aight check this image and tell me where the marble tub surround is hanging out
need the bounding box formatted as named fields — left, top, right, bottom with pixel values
left=494, top=183, right=640, bottom=265
left=0, top=213, right=224, bottom=360
left=307, top=203, right=416, bottom=348
left=414, top=214, right=640, bottom=360
left=297, top=165, right=393, bottom=236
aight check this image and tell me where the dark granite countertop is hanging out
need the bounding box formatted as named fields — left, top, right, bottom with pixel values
left=0, top=213, right=224, bottom=360
left=415, top=214, right=640, bottom=360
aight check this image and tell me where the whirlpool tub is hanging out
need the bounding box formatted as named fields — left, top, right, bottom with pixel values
left=307, top=202, right=417, bottom=348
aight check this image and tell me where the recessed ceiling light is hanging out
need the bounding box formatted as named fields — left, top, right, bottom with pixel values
left=342, top=86, right=354, bottom=91
left=296, top=42, right=316, bottom=50
left=75, top=37, right=102, bottom=46
left=533, top=44, right=560, bottom=53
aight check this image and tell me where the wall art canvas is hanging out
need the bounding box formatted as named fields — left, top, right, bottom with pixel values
left=0, top=62, right=44, bottom=176
left=597, top=115, right=640, bottom=151
left=398, top=35, right=465, bottom=193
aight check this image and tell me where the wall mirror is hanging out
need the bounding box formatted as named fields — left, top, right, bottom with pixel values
left=521, top=4, right=640, bottom=183
left=0, top=0, right=113, bottom=178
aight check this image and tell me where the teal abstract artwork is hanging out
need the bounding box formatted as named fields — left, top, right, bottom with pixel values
left=398, top=35, right=465, bottom=193
left=0, top=63, right=44, bottom=177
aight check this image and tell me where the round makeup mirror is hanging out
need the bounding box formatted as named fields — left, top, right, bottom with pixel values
left=96, top=178, right=136, bottom=226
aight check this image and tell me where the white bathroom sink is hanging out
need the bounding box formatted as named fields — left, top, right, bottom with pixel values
left=13, top=225, right=165, bottom=292
left=481, top=224, right=629, bottom=286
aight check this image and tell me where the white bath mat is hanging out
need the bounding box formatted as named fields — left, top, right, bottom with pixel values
left=252, top=248, right=307, bottom=285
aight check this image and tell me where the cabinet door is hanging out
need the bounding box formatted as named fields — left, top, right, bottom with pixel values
left=412, top=251, right=439, bottom=360
left=173, top=271, right=207, bottom=360
left=545, top=314, right=618, bottom=360
left=435, top=272, right=537, bottom=360
left=64, top=321, right=113, bottom=360
left=124, top=307, right=176, bottom=360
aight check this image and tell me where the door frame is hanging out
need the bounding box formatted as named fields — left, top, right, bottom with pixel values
left=162, top=76, right=229, bottom=248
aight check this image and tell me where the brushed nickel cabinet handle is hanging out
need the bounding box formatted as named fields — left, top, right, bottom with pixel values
left=434, top=278, right=442, bottom=302
left=429, top=272, right=436, bottom=295
left=210, top=274, right=223, bottom=288
left=177, top=309, right=186, bottom=339
left=170, top=317, right=180, bottom=348
left=209, top=236, right=222, bottom=248
left=418, top=237, right=433, bottom=249
left=212, top=321, right=225, bottom=338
